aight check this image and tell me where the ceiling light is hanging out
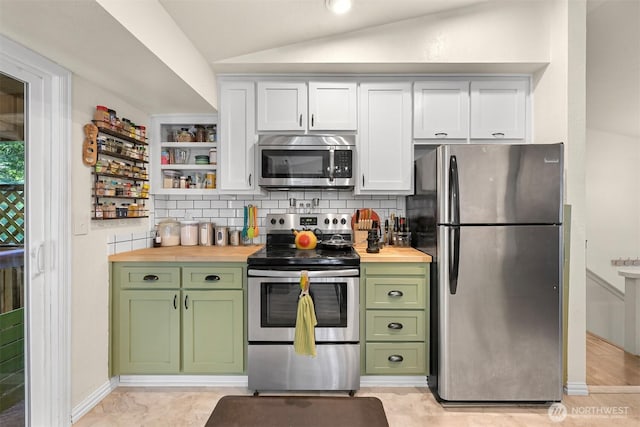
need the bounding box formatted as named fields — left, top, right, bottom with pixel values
left=326, top=0, right=352, bottom=15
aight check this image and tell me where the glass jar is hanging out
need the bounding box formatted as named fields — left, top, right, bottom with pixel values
left=195, top=126, right=207, bottom=142
left=177, top=128, right=194, bottom=142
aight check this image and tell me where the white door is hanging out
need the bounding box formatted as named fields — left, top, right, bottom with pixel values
left=470, top=80, right=528, bottom=140
left=413, top=81, right=469, bottom=140
left=0, top=35, right=71, bottom=426
left=219, top=81, right=258, bottom=193
left=308, top=82, right=357, bottom=130
left=256, top=82, right=306, bottom=131
left=357, top=82, right=412, bottom=194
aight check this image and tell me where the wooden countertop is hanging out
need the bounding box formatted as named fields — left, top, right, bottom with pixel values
left=108, top=245, right=264, bottom=263
left=354, top=244, right=432, bottom=263
left=109, top=244, right=431, bottom=264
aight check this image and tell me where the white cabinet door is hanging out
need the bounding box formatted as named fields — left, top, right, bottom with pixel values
left=308, top=82, right=357, bottom=130
left=413, top=81, right=469, bottom=139
left=219, top=82, right=258, bottom=193
left=470, top=80, right=528, bottom=140
left=357, top=82, right=412, bottom=194
left=256, top=82, right=306, bottom=131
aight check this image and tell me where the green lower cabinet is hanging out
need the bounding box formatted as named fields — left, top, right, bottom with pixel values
left=182, top=290, right=243, bottom=373
left=365, top=342, right=426, bottom=374
left=118, top=290, right=181, bottom=374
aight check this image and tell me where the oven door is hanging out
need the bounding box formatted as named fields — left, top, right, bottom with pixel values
left=248, top=269, right=359, bottom=343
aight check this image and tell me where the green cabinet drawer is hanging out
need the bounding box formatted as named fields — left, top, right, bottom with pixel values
left=365, top=310, right=425, bottom=341
left=116, top=265, right=181, bottom=289
left=182, top=266, right=243, bottom=289
left=365, top=277, right=426, bottom=309
left=365, top=342, right=426, bottom=375
left=363, top=263, right=427, bottom=277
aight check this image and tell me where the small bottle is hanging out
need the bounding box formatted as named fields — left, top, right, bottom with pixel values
left=154, top=227, right=162, bottom=247
left=179, top=176, right=187, bottom=189
left=95, top=203, right=103, bottom=219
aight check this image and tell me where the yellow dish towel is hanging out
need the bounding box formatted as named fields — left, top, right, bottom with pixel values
left=294, top=272, right=317, bottom=356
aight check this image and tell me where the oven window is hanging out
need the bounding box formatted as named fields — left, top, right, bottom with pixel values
left=261, top=282, right=347, bottom=328
left=261, top=150, right=329, bottom=178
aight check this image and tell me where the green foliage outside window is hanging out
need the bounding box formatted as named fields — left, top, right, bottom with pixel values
left=0, top=141, right=25, bottom=184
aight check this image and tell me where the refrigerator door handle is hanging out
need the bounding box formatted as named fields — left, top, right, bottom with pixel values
left=449, top=155, right=460, bottom=224
left=449, top=225, right=460, bottom=295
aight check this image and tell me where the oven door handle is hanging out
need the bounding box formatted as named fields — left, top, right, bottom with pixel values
left=248, top=269, right=359, bottom=278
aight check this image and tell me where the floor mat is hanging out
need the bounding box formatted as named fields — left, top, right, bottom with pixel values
left=205, top=395, right=389, bottom=427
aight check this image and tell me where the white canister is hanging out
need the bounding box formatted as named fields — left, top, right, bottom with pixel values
left=199, top=222, right=214, bottom=246
left=215, top=227, right=229, bottom=246
left=180, top=220, right=199, bottom=246
left=229, top=230, right=241, bottom=246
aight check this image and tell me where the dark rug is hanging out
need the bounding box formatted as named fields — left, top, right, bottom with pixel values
left=205, top=395, right=389, bottom=427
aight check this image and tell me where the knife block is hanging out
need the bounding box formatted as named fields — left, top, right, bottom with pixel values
left=354, top=230, right=368, bottom=245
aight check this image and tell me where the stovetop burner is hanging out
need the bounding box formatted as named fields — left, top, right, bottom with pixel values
left=247, top=212, right=359, bottom=268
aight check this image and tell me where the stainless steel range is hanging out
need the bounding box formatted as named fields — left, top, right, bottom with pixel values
left=247, top=213, right=360, bottom=395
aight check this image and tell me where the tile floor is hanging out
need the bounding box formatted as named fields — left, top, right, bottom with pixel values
left=73, top=386, right=640, bottom=427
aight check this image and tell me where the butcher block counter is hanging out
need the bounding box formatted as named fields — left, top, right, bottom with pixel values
left=354, top=244, right=432, bottom=263
left=108, top=245, right=264, bottom=263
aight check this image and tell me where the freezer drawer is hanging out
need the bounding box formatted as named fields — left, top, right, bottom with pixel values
left=437, top=224, right=562, bottom=401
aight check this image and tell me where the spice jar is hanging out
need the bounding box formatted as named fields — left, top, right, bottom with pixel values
left=93, top=105, right=109, bottom=124
left=209, top=148, right=217, bottom=165
left=180, top=176, right=187, bottom=189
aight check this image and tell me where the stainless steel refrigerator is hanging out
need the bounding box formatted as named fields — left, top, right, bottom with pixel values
left=407, top=143, right=564, bottom=403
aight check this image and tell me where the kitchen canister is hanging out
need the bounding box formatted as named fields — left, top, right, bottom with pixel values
left=180, top=220, right=199, bottom=246
left=158, top=218, right=181, bottom=246
left=215, top=227, right=229, bottom=246
left=199, top=222, right=214, bottom=246
left=229, top=230, right=241, bottom=246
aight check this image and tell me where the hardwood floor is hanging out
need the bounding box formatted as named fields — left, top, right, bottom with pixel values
left=587, top=332, right=640, bottom=386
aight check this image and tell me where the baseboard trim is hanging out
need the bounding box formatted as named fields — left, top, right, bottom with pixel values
left=360, top=375, right=428, bottom=387
left=70, top=377, right=118, bottom=424
left=589, top=385, right=640, bottom=394
left=118, top=375, right=249, bottom=387
left=564, top=381, right=589, bottom=396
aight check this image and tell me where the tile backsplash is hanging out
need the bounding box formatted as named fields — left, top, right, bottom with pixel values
left=107, top=190, right=406, bottom=255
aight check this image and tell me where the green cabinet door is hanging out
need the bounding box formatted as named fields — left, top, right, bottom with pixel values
left=118, top=290, right=180, bottom=374
left=182, top=290, right=244, bottom=373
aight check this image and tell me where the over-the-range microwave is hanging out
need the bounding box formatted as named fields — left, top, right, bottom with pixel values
left=257, top=134, right=355, bottom=189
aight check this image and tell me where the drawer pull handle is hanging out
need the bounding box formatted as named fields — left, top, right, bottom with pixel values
left=387, top=290, right=403, bottom=297
left=388, top=355, right=404, bottom=363
left=491, top=132, right=505, bottom=138
left=184, top=295, right=189, bottom=310
left=205, top=275, right=221, bottom=281
left=388, top=322, right=403, bottom=330
left=143, top=274, right=159, bottom=281
left=435, top=132, right=448, bottom=138
left=173, top=294, right=177, bottom=310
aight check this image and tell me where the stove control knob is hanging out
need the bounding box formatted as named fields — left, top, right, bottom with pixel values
left=279, top=218, right=285, bottom=225
left=332, top=218, right=338, bottom=224
left=270, top=218, right=277, bottom=225
left=324, top=218, right=330, bottom=225
left=340, top=218, right=347, bottom=225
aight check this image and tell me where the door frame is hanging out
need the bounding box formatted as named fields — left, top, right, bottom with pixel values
left=0, top=34, right=72, bottom=425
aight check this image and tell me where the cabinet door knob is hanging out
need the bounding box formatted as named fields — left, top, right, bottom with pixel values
left=143, top=274, right=159, bottom=281
left=388, top=354, right=404, bottom=363
left=205, top=274, right=221, bottom=282
left=387, top=322, right=404, bottom=330
left=387, top=290, right=403, bottom=297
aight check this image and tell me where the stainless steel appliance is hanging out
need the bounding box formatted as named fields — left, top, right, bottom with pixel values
left=247, top=213, right=360, bottom=394
left=407, top=143, right=564, bottom=403
left=258, top=135, right=355, bottom=189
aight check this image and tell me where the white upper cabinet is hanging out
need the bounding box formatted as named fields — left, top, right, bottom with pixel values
left=357, top=82, right=413, bottom=194
left=256, top=82, right=306, bottom=131
left=470, top=80, right=528, bottom=140
left=308, top=82, right=357, bottom=130
left=219, top=81, right=259, bottom=193
left=256, top=81, right=357, bottom=132
left=413, top=81, right=469, bottom=139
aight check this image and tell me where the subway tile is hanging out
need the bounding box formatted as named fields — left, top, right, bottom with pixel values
left=346, top=199, right=364, bottom=208
left=260, top=200, right=278, bottom=209
left=218, top=208, right=235, bottom=218
left=228, top=200, right=246, bottom=209
left=168, top=209, right=186, bottom=218
left=210, top=200, right=227, bottom=209
left=201, top=209, right=220, bottom=218
left=132, top=232, right=148, bottom=240
left=154, top=209, right=168, bottom=219
left=107, top=243, right=115, bottom=255
left=193, top=200, right=211, bottom=209
left=115, top=233, right=132, bottom=243
left=115, top=241, right=133, bottom=253
left=177, top=200, right=194, bottom=209
left=132, top=238, right=149, bottom=250
left=329, top=200, right=347, bottom=209
left=268, top=192, right=287, bottom=200
left=106, top=234, right=116, bottom=244
left=219, top=194, right=237, bottom=200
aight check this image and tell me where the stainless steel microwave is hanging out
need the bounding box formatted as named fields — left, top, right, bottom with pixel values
left=258, top=134, right=355, bottom=189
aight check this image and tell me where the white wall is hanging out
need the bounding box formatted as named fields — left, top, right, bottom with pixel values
left=71, top=75, right=151, bottom=407
left=586, top=128, right=640, bottom=291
